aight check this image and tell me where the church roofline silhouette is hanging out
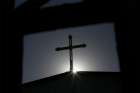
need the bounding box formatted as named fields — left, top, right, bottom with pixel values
left=22, top=71, right=122, bottom=93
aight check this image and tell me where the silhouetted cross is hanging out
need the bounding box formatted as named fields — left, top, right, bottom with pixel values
left=55, top=35, right=87, bottom=73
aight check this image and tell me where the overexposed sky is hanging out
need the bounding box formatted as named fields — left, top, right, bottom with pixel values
left=23, top=23, right=120, bottom=84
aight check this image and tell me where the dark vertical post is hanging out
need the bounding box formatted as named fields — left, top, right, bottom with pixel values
left=69, top=35, right=73, bottom=72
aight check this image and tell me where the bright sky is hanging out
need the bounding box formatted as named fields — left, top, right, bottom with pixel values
left=23, top=23, right=120, bottom=84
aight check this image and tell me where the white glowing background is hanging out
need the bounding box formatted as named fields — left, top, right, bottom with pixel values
left=23, top=23, right=120, bottom=83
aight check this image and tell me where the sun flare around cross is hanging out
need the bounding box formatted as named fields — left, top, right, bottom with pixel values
left=72, top=64, right=82, bottom=74
left=72, top=67, right=78, bottom=74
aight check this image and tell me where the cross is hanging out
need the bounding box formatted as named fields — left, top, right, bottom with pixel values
left=55, top=35, right=87, bottom=73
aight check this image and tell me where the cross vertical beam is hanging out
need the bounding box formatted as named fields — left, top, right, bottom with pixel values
left=55, top=35, right=87, bottom=73
left=69, top=35, right=73, bottom=72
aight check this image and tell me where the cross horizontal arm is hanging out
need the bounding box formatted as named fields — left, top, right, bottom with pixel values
left=72, top=44, right=86, bottom=49
left=55, top=46, right=69, bottom=51
left=55, top=44, right=86, bottom=51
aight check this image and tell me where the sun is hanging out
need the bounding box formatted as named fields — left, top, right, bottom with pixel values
left=72, top=69, right=77, bottom=73
left=72, top=65, right=81, bottom=74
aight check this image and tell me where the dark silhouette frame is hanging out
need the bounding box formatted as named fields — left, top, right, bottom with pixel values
left=7, top=0, right=135, bottom=93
